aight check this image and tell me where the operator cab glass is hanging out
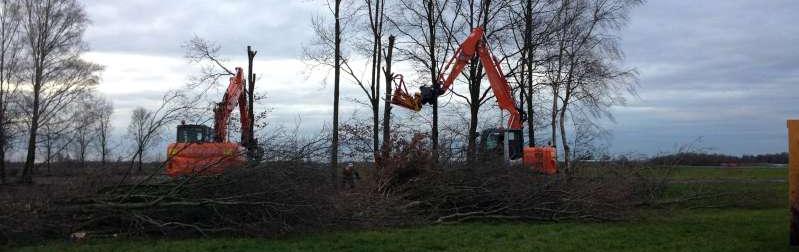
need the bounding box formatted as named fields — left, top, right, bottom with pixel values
left=505, top=129, right=523, bottom=159
left=176, top=124, right=214, bottom=143
left=478, top=128, right=523, bottom=161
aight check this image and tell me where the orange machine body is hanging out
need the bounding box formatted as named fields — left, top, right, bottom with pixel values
left=166, top=142, right=245, bottom=177
left=522, top=147, right=557, bottom=175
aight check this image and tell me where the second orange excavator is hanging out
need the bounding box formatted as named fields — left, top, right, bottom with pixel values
left=165, top=67, right=252, bottom=176
left=391, top=27, right=557, bottom=174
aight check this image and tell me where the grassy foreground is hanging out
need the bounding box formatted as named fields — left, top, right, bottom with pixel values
left=12, top=208, right=789, bottom=252
left=11, top=166, right=790, bottom=251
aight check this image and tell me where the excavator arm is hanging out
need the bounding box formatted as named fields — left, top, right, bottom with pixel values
left=475, top=41, right=523, bottom=130
left=213, top=67, right=252, bottom=144
left=391, top=27, right=523, bottom=130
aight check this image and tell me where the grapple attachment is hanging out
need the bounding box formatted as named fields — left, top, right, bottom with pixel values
left=389, top=74, right=423, bottom=111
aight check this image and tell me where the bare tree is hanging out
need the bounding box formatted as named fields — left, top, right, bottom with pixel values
left=455, top=0, right=489, bottom=163
left=246, top=46, right=257, bottom=161
left=260, top=120, right=331, bottom=163
left=40, top=110, right=75, bottom=173
left=126, top=92, right=187, bottom=174
left=504, top=0, right=561, bottom=148
left=94, top=95, right=113, bottom=166
left=425, top=0, right=440, bottom=165
left=184, top=36, right=235, bottom=78
left=569, top=116, right=609, bottom=162
left=71, top=93, right=101, bottom=168
left=307, top=0, right=386, bottom=160
left=366, top=0, right=386, bottom=157
left=380, top=35, right=395, bottom=163
left=332, top=0, right=342, bottom=186
left=304, top=0, right=346, bottom=185
left=128, top=107, right=154, bottom=173
left=544, top=0, right=640, bottom=170
left=0, top=0, right=21, bottom=184
left=387, top=0, right=459, bottom=165
left=182, top=37, right=236, bottom=116
left=18, top=0, right=100, bottom=183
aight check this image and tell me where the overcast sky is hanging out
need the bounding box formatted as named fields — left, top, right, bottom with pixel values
left=79, top=0, right=798, bottom=156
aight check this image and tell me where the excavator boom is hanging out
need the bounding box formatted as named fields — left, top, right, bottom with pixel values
left=214, top=68, right=252, bottom=144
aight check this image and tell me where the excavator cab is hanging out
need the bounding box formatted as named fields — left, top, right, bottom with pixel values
left=478, top=128, right=523, bottom=163
left=176, top=124, right=214, bottom=143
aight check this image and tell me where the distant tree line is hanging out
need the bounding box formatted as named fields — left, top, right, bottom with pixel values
left=649, top=152, right=788, bottom=166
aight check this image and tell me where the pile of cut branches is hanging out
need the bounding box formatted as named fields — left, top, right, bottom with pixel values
left=74, top=165, right=334, bottom=237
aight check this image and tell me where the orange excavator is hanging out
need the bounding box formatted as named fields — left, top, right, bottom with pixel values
left=165, top=67, right=252, bottom=176
left=391, top=27, right=557, bottom=174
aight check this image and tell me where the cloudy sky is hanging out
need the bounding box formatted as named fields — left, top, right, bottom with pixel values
left=80, top=0, right=798, bottom=156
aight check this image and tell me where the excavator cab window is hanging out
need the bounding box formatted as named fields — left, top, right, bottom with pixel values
left=483, top=133, right=500, bottom=150
left=478, top=128, right=524, bottom=162
left=477, top=129, right=502, bottom=162
left=176, top=124, right=213, bottom=143
left=506, top=129, right=523, bottom=160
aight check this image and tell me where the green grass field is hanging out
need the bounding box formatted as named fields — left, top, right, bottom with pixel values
left=11, top=166, right=791, bottom=252
left=670, top=165, right=786, bottom=180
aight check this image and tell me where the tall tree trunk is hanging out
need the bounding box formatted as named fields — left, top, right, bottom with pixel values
left=21, top=76, right=41, bottom=184
left=558, top=101, right=570, bottom=172
left=100, top=135, right=107, bottom=166
left=0, top=80, right=5, bottom=184
left=331, top=0, right=341, bottom=187
left=0, top=106, right=5, bottom=183
left=467, top=100, right=479, bottom=163
left=45, top=133, right=50, bottom=174
left=550, top=88, right=558, bottom=149
left=0, top=138, right=5, bottom=184
left=247, top=46, right=257, bottom=161
left=466, top=0, right=491, bottom=163
left=465, top=1, right=478, bottom=164
left=372, top=90, right=379, bottom=157
left=370, top=17, right=382, bottom=159
left=518, top=57, right=527, bottom=146
left=466, top=57, right=482, bottom=164
left=0, top=51, right=5, bottom=184
left=524, top=0, right=535, bottom=147
left=427, top=0, right=439, bottom=166
left=381, top=35, right=395, bottom=164
left=80, top=143, right=86, bottom=168
left=137, top=148, right=143, bottom=173
left=559, top=56, right=578, bottom=172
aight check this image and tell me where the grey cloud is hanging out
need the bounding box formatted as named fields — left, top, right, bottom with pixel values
left=610, top=0, right=798, bottom=155
left=82, top=0, right=320, bottom=58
